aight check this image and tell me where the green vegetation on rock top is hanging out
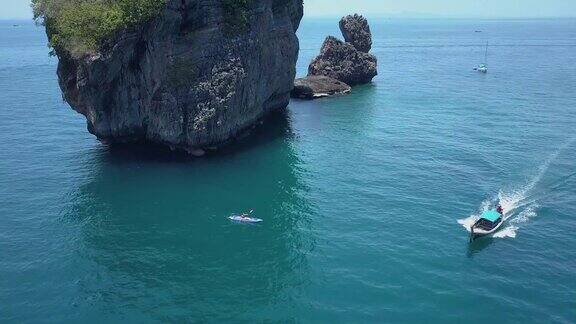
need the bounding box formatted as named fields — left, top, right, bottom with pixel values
left=32, top=0, right=166, bottom=56
left=32, top=0, right=256, bottom=55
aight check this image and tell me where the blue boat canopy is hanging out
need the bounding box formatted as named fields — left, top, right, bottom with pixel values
left=481, top=210, right=501, bottom=222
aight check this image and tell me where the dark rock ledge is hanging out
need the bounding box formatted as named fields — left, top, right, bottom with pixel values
left=291, top=76, right=351, bottom=100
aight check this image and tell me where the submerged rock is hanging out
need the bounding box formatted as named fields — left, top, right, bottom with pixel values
left=307, top=14, right=377, bottom=86
left=339, top=14, right=372, bottom=53
left=291, top=75, right=351, bottom=99
left=308, top=36, right=377, bottom=86
left=46, top=0, right=304, bottom=153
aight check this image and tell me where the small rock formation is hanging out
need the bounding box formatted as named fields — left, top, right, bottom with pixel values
left=291, top=76, right=351, bottom=99
left=339, top=14, right=372, bottom=53
left=307, top=14, right=377, bottom=86
left=46, top=0, right=304, bottom=154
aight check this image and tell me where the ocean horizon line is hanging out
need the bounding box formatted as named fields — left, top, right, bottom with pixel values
left=2, top=15, right=576, bottom=22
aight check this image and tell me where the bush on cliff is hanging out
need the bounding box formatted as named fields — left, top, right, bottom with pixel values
left=222, top=0, right=252, bottom=35
left=32, top=0, right=166, bottom=56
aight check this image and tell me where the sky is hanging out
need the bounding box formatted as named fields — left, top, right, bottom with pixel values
left=304, top=0, right=576, bottom=18
left=0, top=0, right=575, bottom=19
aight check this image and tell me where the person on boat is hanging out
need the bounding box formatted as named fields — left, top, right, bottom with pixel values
left=496, top=204, right=504, bottom=215
left=240, top=210, right=253, bottom=219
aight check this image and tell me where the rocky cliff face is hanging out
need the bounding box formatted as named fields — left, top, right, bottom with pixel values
left=308, top=14, right=377, bottom=86
left=53, top=0, right=303, bottom=154
left=339, top=14, right=372, bottom=53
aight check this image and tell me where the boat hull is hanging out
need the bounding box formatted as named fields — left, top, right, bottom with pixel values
left=229, top=216, right=263, bottom=223
left=469, top=217, right=504, bottom=241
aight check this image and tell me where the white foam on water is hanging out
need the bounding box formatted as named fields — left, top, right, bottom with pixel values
left=457, top=216, right=477, bottom=232
left=510, top=204, right=538, bottom=225
left=492, top=205, right=538, bottom=239
left=492, top=226, right=518, bottom=238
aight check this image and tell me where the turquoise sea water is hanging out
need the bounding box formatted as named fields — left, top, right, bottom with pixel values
left=1, top=18, right=576, bottom=323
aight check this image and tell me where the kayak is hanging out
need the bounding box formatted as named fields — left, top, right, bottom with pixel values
left=228, top=215, right=263, bottom=223
left=470, top=210, right=504, bottom=241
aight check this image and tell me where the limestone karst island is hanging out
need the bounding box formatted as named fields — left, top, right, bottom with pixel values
left=2, top=0, right=575, bottom=322
left=34, top=0, right=304, bottom=156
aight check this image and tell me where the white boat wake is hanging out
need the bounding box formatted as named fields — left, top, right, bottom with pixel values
left=458, top=137, right=575, bottom=239
left=457, top=191, right=538, bottom=239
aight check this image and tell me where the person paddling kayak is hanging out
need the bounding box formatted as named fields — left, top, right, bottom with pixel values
left=240, top=210, right=254, bottom=219
left=228, top=210, right=263, bottom=223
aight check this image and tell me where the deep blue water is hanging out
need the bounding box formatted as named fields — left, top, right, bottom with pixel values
left=1, top=18, right=575, bottom=323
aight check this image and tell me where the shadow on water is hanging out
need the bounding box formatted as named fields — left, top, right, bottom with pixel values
left=466, top=236, right=496, bottom=257
left=60, top=108, right=315, bottom=322
left=100, top=109, right=295, bottom=163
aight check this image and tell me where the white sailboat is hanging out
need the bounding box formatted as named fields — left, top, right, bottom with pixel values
left=473, top=42, right=488, bottom=73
